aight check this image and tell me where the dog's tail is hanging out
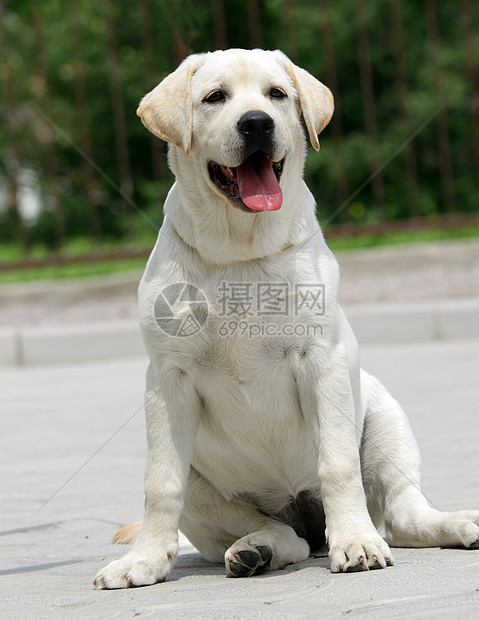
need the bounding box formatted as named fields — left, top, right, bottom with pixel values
left=112, top=520, right=142, bottom=544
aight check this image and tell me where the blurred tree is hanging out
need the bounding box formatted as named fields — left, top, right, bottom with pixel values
left=1, top=4, right=30, bottom=252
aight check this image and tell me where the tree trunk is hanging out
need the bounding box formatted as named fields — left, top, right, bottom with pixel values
left=284, top=0, right=300, bottom=64
left=460, top=0, right=479, bottom=188
left=354, top=0, right=385, bottom=218
left=247, top=0, right=263, bottom=48
left=391, top=0, right=420, bottom=216
left=319, top=0, right=349, bottom=219
left=71, top=0, right=102, bottom=246
left=211, top=0, right=228, bottom=50
left=139, top=0, right=167, bottom=184
left=104, top=0, right=135, bottom=236
left=33, top=6, right=65, bottom=249
left=425, top=0, right=456, bottom=212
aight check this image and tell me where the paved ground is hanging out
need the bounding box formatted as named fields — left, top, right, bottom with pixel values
left=1, top=238, right=479, bottom=326
left=2, top=339, right=479, bottom=619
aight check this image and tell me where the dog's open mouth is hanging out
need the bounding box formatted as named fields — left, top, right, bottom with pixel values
left=208, top=152, right=284, bottom=212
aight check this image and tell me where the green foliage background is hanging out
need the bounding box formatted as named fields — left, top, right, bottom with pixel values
left=1, top=0, right=478, bottom=252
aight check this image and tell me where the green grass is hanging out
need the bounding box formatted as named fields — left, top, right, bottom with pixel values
left=1, top=224, right=478, bottom=284
left=325, top=223, right=479, bottom=251
left=0, top=234, right=156, bottom=284
left=0, top=258, right=147, bottom=284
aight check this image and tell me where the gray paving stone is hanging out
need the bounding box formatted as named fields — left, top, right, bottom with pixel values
left=1, top=340, right=478, bottom=618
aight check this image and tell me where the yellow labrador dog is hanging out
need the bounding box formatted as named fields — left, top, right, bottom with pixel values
left=94, top=48, right=479, bottom=588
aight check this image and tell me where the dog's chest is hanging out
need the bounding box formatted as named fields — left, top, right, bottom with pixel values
left=190, top=322, right=321, bottom=501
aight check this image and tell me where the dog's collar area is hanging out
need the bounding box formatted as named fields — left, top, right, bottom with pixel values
left=208, top=152, right=284, bottom=212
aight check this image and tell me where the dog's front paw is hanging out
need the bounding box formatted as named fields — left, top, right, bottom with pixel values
left=93, top=548, right=175, bottom=589
left=329, top=533, right=394, bottom=573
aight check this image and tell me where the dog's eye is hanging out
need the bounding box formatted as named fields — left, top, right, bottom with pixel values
left=270, top=88, right=287, bottom=99
left=205, top=90, right=225, bottom=103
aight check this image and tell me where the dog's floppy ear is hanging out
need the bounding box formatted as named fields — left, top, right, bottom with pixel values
left=137, top=54, right=203, bottom=155
left=275, top=51, right=334, bottom=151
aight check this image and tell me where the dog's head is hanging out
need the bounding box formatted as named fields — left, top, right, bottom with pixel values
left=137, top=49, right=333, bottom=214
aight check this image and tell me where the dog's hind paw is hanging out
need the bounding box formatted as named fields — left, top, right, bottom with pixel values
left=225, top=543, right=272, bottom=577
left=447, top=511, right=479, bottom=549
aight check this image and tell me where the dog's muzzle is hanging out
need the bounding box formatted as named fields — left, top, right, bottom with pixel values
left=208, top=110, right=284, bottom=212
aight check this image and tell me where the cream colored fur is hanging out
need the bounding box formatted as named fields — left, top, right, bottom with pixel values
left=94, top=49, right=479, bottom=589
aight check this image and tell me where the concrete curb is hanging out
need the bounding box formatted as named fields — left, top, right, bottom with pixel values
left=0, top=321, right=145, bottom=367
left=0, top=271, right=141, bottom=308
left=1, top=297, right=478, bottom=367
left=346, top=297, right=479, bottom=344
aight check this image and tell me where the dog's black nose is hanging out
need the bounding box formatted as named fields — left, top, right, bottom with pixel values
left=237, top=111, right=275, bottom=156
left=238, top=110, right=275, bottom=137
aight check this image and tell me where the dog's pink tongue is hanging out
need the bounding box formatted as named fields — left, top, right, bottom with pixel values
left=236, top=153, right=282, bottom=211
